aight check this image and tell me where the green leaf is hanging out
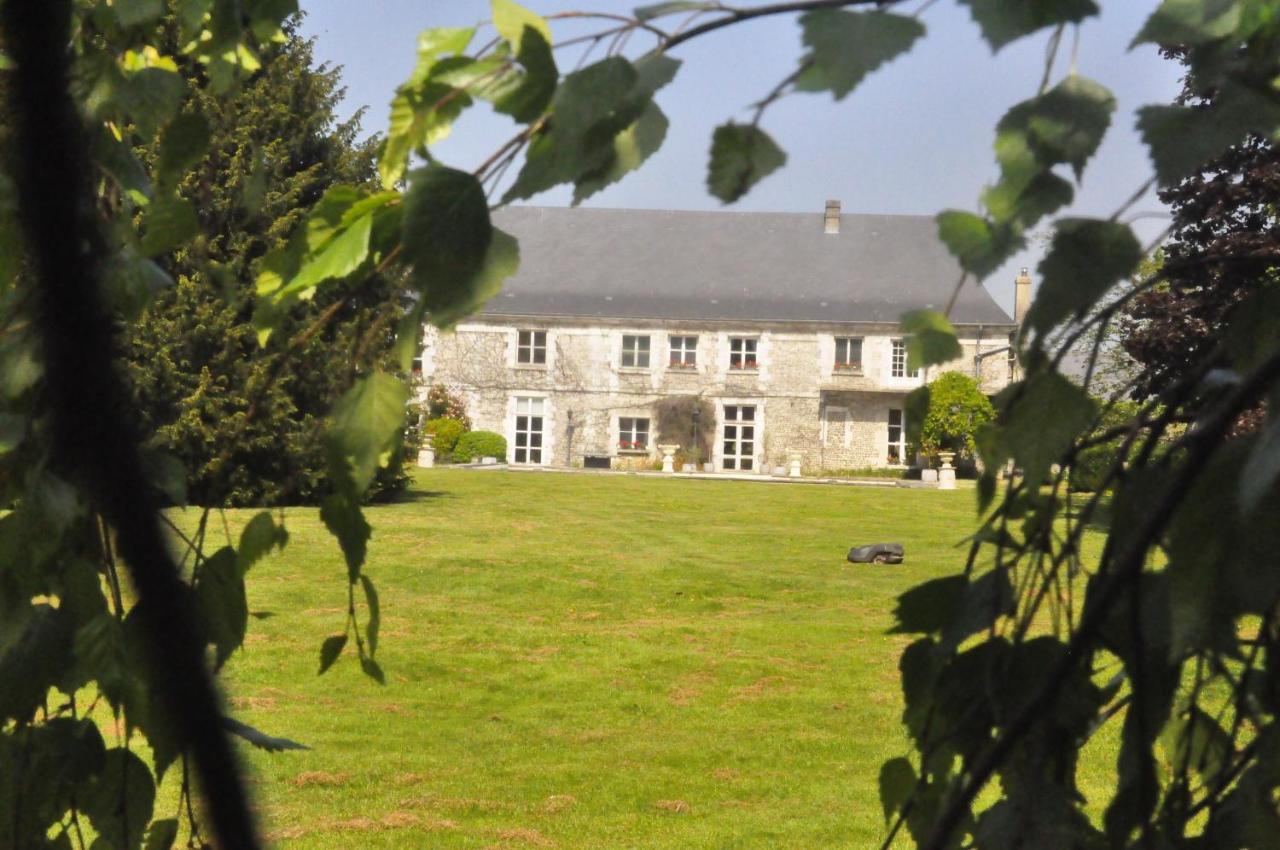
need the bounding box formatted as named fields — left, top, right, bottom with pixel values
left=320, top=494, right=372, bottom=582
left=402, top=166, right=499, bottom=324
left=221, top=715, right=310, bottom=752
left=281, top=209, right=373, bottom=298
left=991, top=369, right=1097, bottom=486
left=1026, top=219, right=1142, bottom=336
left=504, top=57, right=650, bottom=202
left=879, top=757, right=917, bottom=824
left=1138, top=85, right=1280, bottom=186
left=483, top=27, right=558, bottom=122
left=0, top=604, right=74, bottom=723
left=360, top=574, right=381, bottom=656
left=319, top=633, right=348, bottom=674
left=140, top=193, right=198, bottom=256
left=92, top=124, right=153, bottom=201
left=996, top=75, right=1115, bottom=180
left=144, top=819, right=179, bottom=850
left=238, top=510, right=285, bottom=573
left=195, top=546, right=248, bottom=669
left=982, top=169, right=1073, bottom=230
left=574, top=100, right=669, bottom=204
left=901, top=310, right=962, bottom=372
left=328, top=371, right=411, bottom=494
left=1161, top=705, right=1232, bottom=786
left=706, top=123, right=786, bottom=204
left=139, top=445, right=187, bottom=506
left=492, top=0, right=552, bottom=46
left=361, top=656, right=387, bottom=685
left=795, top=10, right=925, bottom=100
left=940, top=569, right=1015, bottom=651
left=635, top=1, right=717, bottom=19
left=890, top=575, right=966, bottom=635
left=81, top=748, right=155, bottom=850
left=1134, top=0, right=1245, bottom=46
left=1241, top=415, right=1280, bottom=513
left=936, top=211, right=1022, bottom=279
left=114, top=0, right=165, bottom=28
left=409, top=27, right=476, bottom=85
left=157, top=112, right=211, bottom=186
left=103, top=247, right=173, bottom=319
left=0, top=413, right=25, bottom=454
left=115, top=67, right=187, bottom=137
left=958, top=0, right=1100, bottom=51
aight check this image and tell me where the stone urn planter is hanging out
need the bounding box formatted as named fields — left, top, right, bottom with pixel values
left=937, top=451, right=957, bottom=490
left=417, top=432, right=435, bottom=468
left=657, top=444, right=680, bottom=474
left=786, top=450, right=803, bottom=478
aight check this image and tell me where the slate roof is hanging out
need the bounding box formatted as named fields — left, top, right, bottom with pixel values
left=482, top=206, right=1016, bottom=327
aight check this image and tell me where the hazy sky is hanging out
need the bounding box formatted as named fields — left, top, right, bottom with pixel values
left=298, top=1, right=1182, bottom=316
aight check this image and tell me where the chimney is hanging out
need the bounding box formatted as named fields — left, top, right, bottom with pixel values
left=1014, top=267, right=1032, bottom=324
left=824, top=199, right=840, bottom=234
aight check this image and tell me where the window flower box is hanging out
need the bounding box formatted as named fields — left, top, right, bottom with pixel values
left=668, top=361, right=697, bottom=369
left=833, top=362, right=862, bottom=372
left=730, top=359, right=759, bottom=370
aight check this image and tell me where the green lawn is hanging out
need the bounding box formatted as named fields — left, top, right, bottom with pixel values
left=201, top=469, right=1111, bottom=848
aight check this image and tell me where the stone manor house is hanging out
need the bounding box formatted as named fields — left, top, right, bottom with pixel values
left=418, top=203, right=1026, bottom=474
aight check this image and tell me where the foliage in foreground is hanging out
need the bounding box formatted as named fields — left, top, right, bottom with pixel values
left=123, top=27, right=412, bottom=507
left=4, top=1, right=1280, bottom=849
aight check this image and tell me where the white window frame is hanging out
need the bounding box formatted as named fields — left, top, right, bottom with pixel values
left=721, top=403, right=759, bottom=471
left=834, top=336, right=863, bottom=372
left=617, top=416, right=650, bottom=453
left=620, top=334, right=651, bottom=369
left=516, top=329, right=547, bottom=366
left=888, top=408, right=906, bottom=465
left=890, top=339, right=919, bottom=379
left=512, top=396, right=547, bottom=465
left=668, top=334, right=698, bottom=369
left=728, top=336, right=759, bottom=371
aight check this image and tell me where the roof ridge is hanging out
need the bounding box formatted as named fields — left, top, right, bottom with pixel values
left=500, top=204, right=941, bottom=222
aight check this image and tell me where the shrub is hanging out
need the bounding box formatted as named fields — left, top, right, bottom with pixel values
left=426, top=417, right=466, bottom=460
left=1070, top=444, right=1116, bottom=492
left=453, top=431, right=507, bottom=463
left=915, top=372, right=995, bottom=458
left=426, top=383, right=470, bottom=427
left=653, top=396, right=715, bottom=462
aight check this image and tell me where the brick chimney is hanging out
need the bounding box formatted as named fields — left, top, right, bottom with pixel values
left=824, top=199, right=840, bottom=234
left=1014, top=267, right=1032, bottom=324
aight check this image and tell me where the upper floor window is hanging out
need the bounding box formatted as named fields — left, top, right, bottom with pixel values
left=618, top=417, right=650, bottom=452
left=890, top=339, right=918, bottom=378
left=517, top=330, right=547, bottom=365
left=621, top=334, right=651, bottom=368
left=834, top=337, right=863, bottom=371
left=669, top=335, right=697, bottom=368
left=729, top=336, right=758, bottom=370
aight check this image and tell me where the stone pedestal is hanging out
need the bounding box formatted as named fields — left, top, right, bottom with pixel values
left=787, top=451, right=803, bottom=478
left=658, top=444, right=679, bottom=474
left=417, top=434, right=435, bottom=468
left=938, top=451, right=957, bottom=490
left=921, top=468, right=938, bottom=483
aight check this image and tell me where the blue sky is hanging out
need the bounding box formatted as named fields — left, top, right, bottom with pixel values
left=299, top=1, right=1181, bottom=316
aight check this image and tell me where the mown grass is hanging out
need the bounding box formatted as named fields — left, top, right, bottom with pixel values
left=196, top=469, right=1115, bottom=848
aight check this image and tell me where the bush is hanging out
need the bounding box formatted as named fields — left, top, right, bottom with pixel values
left=915, top=372, right=995, bottom=458
left=426, top=383, right=470, bottom=427
left=453, top=431, right=507, bottom=463
left=426, top=417, right=467, bottom=460
left=1070, top=444, right=1116, bottom=492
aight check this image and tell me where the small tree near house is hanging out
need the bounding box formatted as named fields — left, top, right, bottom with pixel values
left=653, top=396, right=715, bottom=465
left=915, top=372, right=995, bottom=460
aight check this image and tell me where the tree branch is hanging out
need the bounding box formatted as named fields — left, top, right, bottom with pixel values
left=660, top=0, right=906, bottom=52
left=0, top=2, right=259, bottom=848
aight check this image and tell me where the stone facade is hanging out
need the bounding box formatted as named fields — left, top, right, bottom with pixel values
left=420, top=317, right=1017, bottom=473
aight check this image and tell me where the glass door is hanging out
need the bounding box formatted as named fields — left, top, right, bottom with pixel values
left=514, top=397, right=545, bottom=464
left=722, top=404, right=757, bottom=471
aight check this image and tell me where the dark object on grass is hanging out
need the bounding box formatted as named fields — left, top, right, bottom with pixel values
left=848, top=543, right=905, bottom=565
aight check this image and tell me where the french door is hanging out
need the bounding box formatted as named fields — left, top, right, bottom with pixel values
left=513, top=397, right=545, bottom=464
left=722, top=404, right=757, bottom=471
